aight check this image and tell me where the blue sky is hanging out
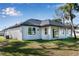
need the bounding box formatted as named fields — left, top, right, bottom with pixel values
left=0, top=3, right=79, bottom=30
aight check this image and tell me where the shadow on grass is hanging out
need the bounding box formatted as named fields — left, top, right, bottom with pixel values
left=23, top=38, right=78, bottom=43
left=25, top=40, right=52, bottom=43
left=0, top=45, right=78, bottom=56
left=0, top=40, right=60, bottom=56
left=0, top=47, right=57, bottom=56
left=0, top=40, right=49, bottom=55
left=8, top=41, right=27, bottom=48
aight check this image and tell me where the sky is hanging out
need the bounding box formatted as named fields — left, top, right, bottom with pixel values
left=0, top=3, right=79, bottom=30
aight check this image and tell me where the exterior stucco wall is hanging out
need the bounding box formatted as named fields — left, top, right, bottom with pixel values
left=22, top=26, right=52, bottom=40
left=22, top=26, right=41, bottom=40
left=58, top=28, right=71, bottom=38
left=73, top=29, right=79, bottom=37
left=51, top=26, right=60, bottom=39
left=58, top=28, right=65, bottom=38
left=41, top=26, right=52, bottom=40
left=4, top=27, right=22, bottom=40
left=66, top=29, right=71, bottom=37
left=41, top=26, right=72, bottom=40
left=22, top=26, right=72, bottom=40
left=76, top=30, right=79, bottom=37
left=4, top=25, right=74, bottom=40
left=50, top=26, right=71, bottom=39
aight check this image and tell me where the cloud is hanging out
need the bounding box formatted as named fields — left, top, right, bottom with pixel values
left=1, top=7, right=22, bottom=16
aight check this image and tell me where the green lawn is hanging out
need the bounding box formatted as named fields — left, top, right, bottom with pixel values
left=0, top=36, right=79, bottom=56
left=0, top=36, right=6, bottom=42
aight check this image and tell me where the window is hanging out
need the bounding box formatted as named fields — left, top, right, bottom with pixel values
left=28, top=27, right=36, bottom=35
left=63, top=29, right=64, bottom=34
left=32, top=27, right=36, bottom=35
left=28, top=27, right=32, bottom=35
left=45, top=28, right=48, bottom=35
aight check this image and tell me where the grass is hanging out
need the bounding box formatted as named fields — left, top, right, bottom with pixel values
left=0, top=36, right=79, bottom=56
left=0, top=36, right=6, bottom=42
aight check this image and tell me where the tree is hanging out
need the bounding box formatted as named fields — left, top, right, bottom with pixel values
left=54, top=9, right=65, bottom=23
left=59, top=3, right=79, bottom=39
left=53, top=18, right=62, bottom=22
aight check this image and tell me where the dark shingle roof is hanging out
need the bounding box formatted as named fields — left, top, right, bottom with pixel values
left=40, top=20, right=65, bottom=27
left=3, top=19, right=71, bottom=30
left=21, top=19, right=41, bottom=26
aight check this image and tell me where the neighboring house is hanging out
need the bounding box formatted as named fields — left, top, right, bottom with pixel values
left=2, top=19, right=77, bottom=40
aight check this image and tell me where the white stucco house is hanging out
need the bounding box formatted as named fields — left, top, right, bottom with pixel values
left=2, top=19, right=79, bottom=40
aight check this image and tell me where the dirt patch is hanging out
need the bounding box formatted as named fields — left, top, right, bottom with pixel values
left=41, top=43, right=59, bottom=49
left=43, top=49, right=79, bottom=56
left=26, top=42, right=43, bottom=49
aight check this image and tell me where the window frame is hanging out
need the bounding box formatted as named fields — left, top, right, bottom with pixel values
left=28, top=27, right=36, bottom=35
left=32, top=27, right=36, bottom=35
left=28, top=27, right=32, bottom=35
left=44, top=27, right=48, bottom=35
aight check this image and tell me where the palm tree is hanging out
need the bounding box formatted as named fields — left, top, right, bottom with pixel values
left=59, top=3, right=79, bottom=39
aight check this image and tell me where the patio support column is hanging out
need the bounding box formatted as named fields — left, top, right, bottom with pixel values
left=48, top=26, right=52, bottom=40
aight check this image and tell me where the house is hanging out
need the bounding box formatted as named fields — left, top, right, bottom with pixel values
left=3, top=19, right=74, bottom=40
left=0, top=30, right=4, bottom=36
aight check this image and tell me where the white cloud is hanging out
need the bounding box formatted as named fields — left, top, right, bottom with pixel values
left=1, top=7, right=22, bottom=16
